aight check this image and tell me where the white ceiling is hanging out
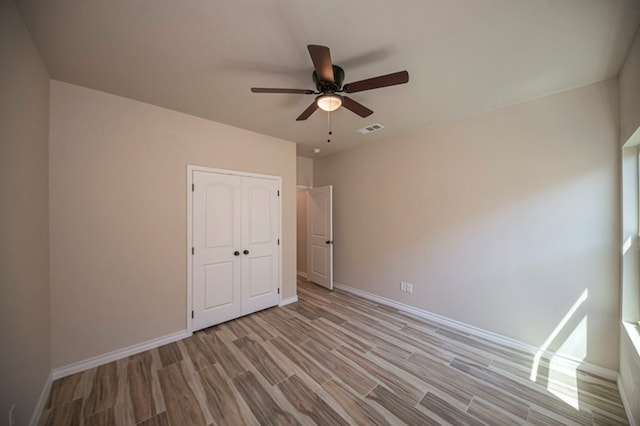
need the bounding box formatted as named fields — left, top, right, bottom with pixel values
left=15, top=0, right=640, bottom=157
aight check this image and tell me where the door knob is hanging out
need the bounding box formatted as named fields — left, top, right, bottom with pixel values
left=325, top=240, right=334, bottom=244
left=243, top=249, right=250, bottom=255
left=234, top=251, right=240, bottom=256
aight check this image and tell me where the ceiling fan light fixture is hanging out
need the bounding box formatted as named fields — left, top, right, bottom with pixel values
left=316, top=94, right=342, bottom=112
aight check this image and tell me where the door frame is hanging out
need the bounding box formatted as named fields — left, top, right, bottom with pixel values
left=186, top=165, right=282, bottom=334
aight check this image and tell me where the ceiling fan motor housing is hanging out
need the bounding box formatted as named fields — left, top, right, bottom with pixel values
left=313, top=65, right=345, bottom=93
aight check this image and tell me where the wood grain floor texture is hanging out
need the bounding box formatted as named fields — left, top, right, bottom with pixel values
left=41, top=278, right=629, bottom=425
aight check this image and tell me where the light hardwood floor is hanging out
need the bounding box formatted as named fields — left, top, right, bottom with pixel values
left=41, top=278, right=629, bottom=425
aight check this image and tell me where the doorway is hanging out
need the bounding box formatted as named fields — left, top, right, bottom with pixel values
left=296, top=185, right=333, bottom=290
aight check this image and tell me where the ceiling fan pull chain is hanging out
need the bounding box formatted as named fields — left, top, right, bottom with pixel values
left=327, top=110, right=332, bottom=143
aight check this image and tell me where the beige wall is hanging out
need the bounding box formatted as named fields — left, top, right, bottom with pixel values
left=0, top=0, right=51, bottom=423
left=296, top=157, right=313, bottom=275
left=49, top=81, right=297, bottom=368
left=619, top=25, right=640, bottom=425
left=296, top=156, right=313, bottom=187
left=315, top=80, right=620, bottom=370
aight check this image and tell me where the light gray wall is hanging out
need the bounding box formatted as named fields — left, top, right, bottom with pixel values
left=619, top=25, right=640, bottom=426
left=49, top=81, right=297, bottom=369
left=0, top=0, right=51, bottom=423
left=315, top=80, right=620, bottom=370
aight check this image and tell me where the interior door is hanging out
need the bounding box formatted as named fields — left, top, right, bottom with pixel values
left=307, top=185, right=333, bottom=289
left=192, top=171, right=242, bottom=330
left=241, top=176, right=280, bottom=315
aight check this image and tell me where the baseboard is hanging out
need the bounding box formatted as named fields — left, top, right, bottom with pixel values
left=297, top=271, right=308, bottom=279
left=333, top=281, right=618, bottom=381
left=51, top=330, right=190, bottom=380
left=618, top=375, right=637, bottom=426
left=279, top=295, right=298, bottom=306
left=29, top=371, right=53, bottom=426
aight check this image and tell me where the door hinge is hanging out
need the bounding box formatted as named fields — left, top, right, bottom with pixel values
left=192, top=247, right=194, bottom=255
left=277, top=238, right=280, bottom=245
left=192, top=183, right=194, bottom=192
left=278, top=288, right=280, bottom=294
left=277, top=190, right=280, bottom=196
left=191, top=310, right=194, bottom=319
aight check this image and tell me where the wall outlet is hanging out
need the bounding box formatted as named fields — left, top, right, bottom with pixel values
left=9, top=404, right=15, bottom=426
left=400, top=282, right=413, bottom=293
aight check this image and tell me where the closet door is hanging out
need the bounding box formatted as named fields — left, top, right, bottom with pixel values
left=192, top=170, right=280, bottom=331
left=241, top=177, right=280, bottom=315
left=192, top=171, right=242, bottom=330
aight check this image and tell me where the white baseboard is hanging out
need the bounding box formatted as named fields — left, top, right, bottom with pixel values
left=280, top=295, right=298, bottom=306
left=333, top=281, right=618, bottom=381
left=297, top=271, right=308, bottom=279
left=29, top=371, right=53, bottom=426
left=51, top=330, right=190, bottom=380
left=618, top=375, right=637, bottom=426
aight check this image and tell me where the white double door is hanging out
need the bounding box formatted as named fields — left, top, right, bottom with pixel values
left=192, top=170, right=280, bottom=331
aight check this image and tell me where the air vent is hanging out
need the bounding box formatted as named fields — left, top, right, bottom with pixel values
left=357, top=123, right=384, bottom=134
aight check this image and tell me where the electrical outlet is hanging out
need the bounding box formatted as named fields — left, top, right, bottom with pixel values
left=9, top=404, right=15, bottom=426
left=406, top=283, right=413, bottom=293
left=400, top=281, right=406, bottom=291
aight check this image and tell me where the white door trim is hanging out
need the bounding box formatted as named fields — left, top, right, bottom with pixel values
left=187, top=165, right=282, bottom=333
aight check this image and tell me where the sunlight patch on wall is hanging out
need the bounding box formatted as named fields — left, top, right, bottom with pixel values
left=530, top=289, right=588, bottom=383
left=622, top=235, right=634, bottom=255
left=547, top=316, right=587, bottom=409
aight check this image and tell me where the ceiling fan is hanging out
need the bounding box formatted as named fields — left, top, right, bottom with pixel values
left=251, top=45, right=409, bottom=121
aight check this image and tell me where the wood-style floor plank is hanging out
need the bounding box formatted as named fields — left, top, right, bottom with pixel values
left=43, top=398, right=82, bottom=426
left=234, top=335, right=289, bottom=385
left=40, top=277, right=629, bottom=426
left=127, top=352, right=156, bottom=424
left=198, top=364, right=251, bottom=425
left=157, top=362, right=207, bottom=426
left=231, top=371, right=299, bottom=425
left=277, top=375, right=350, bottom=425
left=83, top=362, right=118, bottom=418
left=45, top=373, right=82, bottom=409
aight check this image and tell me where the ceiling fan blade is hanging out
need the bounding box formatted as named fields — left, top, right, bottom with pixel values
left=342, top=96, right=373, bottom=118
left=251, top=88, right=315, bottom=94
left=308, top=45, right=334, bottom=83
left=296, top=101, right=319, bottom=121
left=343, top=70, right=409, bottom=93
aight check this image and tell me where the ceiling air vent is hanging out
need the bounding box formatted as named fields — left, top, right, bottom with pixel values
left=357, top=123, right=384, bottom=134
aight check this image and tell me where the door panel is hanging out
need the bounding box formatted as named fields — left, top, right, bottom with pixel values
left=307, top=185, right=333, bottom=289
left=247, top=186, right=272, bottom=243
left=310, top=246, right=327, bottom=276
left=204, top=184, right=235, bottom=248
left=248, top=255, right=273, bottom=296
left=242, top=177, right=279, bottom=315
left=193, top=171, right=242, bottom=330
left=204, top=262, right=233, bottom=308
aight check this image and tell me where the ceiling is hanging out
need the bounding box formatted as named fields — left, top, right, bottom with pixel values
left=15, top=0, right=640, bottom=158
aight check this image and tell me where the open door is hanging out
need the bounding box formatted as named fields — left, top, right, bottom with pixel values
left=307, top=185, right=333, bottom=289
